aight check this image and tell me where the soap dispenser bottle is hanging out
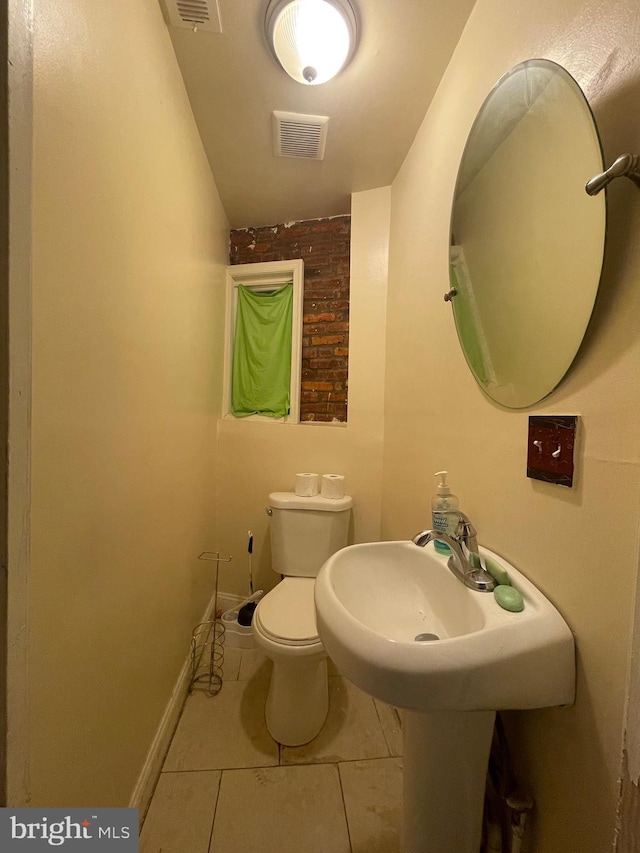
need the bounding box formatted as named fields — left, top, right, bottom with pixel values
left=431, top=471, right=459, bottom=554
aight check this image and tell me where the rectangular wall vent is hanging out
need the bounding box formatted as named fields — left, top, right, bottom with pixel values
left=272, top=111, right=329, bottom=160
left=160, top=0, right=222, bottom=32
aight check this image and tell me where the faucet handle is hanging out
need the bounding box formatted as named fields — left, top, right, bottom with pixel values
left=448, top=511, right=479, bottom=554
left=454, top=516, right=476, bottom=539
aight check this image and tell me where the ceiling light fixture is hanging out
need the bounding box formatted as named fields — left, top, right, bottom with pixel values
left=265, top=0, right=358, bottom=86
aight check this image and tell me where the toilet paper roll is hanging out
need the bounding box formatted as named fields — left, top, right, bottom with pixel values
left=321, top=473, right=345, bottom=500
left=294, top=473, right=320, bottom=497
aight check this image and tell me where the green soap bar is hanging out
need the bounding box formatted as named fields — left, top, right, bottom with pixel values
left=470, top=552, right=510, bottom=585
left=494, top=584, right=524, bottom=612
left=484, top=556, right=510, bottom=586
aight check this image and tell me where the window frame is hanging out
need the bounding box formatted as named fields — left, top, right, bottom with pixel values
left=223, top=259, right=304, bottom=423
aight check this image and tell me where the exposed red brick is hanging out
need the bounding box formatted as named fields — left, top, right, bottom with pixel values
left=312, top=335, right=344, bottom=346
left=302, top=402, right=330, bottom=413
left=303, top=312, right=336, bottom=323
left=230, top=215, right=350, bottom=423
left=231, top=231, right=255, bottom=247
left=280, top=225, right=310, bottom=237
left=318, top=369, right=348, bottom=380
left=301, top=381, right=333, bottom=392
left=303, top=414, right=335, bottom=422
left=304, top=324, right=326, bottom=336
left=311, top=220, right=349, bottom=232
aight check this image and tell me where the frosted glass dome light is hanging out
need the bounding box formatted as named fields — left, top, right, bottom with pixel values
left=265, top=0, right=358, bottom=86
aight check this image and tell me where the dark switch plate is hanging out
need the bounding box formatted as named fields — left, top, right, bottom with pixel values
left=527, top=415, right=578, bottom=487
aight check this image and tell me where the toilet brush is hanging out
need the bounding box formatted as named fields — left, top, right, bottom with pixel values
left=238, top=531, right=257, bottom=626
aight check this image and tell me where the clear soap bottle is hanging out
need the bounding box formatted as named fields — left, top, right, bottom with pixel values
left=431, top=471, right=459, bottom=554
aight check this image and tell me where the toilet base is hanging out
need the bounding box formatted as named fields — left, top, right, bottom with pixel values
left=265, top=656, right=328, bottom=746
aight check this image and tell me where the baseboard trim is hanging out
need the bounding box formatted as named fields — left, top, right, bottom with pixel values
left=129, top=589, right=219, bottom=818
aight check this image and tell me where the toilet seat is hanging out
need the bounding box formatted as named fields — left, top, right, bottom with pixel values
left=254, top=577, right=319, bottom=647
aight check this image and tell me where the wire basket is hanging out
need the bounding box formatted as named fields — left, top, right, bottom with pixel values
left=189, top=618, right=225, bottom=696
left=189, top=551, right=231, bottom=696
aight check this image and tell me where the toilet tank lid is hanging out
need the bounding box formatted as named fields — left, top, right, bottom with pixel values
left=269, top=492, right=353, bottom=512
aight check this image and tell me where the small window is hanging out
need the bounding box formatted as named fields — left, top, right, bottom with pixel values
left=223, top=260, right=304, bottom=422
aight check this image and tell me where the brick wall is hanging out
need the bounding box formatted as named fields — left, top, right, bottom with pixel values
left=229, top=216, right=350, bottom=423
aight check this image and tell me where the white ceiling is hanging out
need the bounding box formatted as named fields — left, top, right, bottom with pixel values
left=165, top=0, right=477, bottom=228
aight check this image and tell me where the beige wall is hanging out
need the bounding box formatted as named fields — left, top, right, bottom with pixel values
left=216, top=187, right=390, bottom=596
left=30, top=0, right=228, bottom=805
left=382, top=1, right=640, bottom=851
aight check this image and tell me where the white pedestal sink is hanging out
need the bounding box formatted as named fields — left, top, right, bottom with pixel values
left=315, top=541, right=575, bottom=853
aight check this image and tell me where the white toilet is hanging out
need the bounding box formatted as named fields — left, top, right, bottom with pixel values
left=253, top=491, right=352, bottom=746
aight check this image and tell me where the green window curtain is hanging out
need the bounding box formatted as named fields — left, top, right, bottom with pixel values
left=231, top=283, right=293, bottom=418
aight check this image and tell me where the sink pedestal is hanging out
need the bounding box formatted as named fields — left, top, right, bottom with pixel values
left=315, top=540, right=576, bottom=849
left=403, top=709, right=495, bottom=853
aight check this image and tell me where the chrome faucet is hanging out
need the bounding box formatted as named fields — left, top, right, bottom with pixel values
left=412, top=511, right=496, bottom=592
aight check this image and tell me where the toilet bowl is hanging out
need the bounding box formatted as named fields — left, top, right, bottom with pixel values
left=253, top=577, right=328, bottom=746
left=255, top=491, right=352, bottom=746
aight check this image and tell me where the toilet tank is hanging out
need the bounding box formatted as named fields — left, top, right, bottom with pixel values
left=269, top=491, right=353, bottom=578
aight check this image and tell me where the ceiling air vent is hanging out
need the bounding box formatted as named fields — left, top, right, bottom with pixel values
left=160, top=0, right=222, bottom=32
left=272, top=111, right=329, bottom=160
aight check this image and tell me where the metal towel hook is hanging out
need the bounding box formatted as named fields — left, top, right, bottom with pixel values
left=585, top=153, right=640, bottom=196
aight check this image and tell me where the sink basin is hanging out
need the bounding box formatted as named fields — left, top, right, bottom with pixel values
left=316, top=540, right=575, bottom=852
left=315, top=540, right=575, bottom=713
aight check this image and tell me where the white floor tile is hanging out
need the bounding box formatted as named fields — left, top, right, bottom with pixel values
left=210, top=764, right=351, bottom=853
left=327, top=655, right=341, bottom=677
left=374, top=699, right=403, bottom=757
left=339, top=758, right=403, bottom=853
left=238, top=648, right=272, bottom=681
left=281, top=677, right=390, bottom=765
left=140, top=770, right=220, bottom=853
left=222, top=646, right=241, bottom=681
left=163, top=681, right=278, bottom=771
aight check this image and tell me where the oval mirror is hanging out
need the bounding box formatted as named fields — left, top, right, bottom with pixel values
left=449, top=59, right=606, bottom=408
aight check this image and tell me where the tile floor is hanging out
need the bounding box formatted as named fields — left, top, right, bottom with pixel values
left=141, top=646, right=403, bottom=853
